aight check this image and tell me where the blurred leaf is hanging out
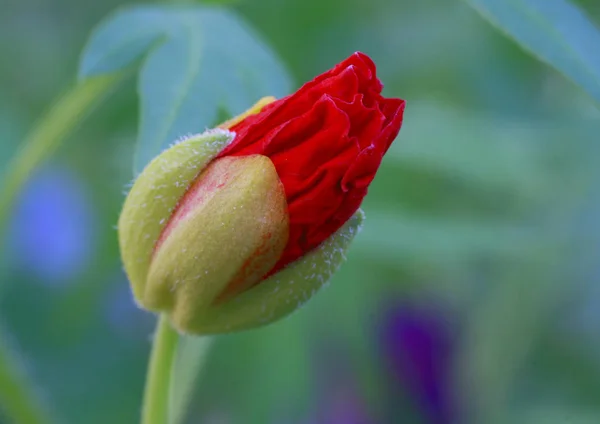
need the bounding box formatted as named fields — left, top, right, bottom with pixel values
left=456, top=255, right=570, bottom=423
left=169, top=336, right=212, bottom=424
left=79, top=5, right=291, bottom=173
left=391, top=102, right=546, bottom=195
left=462, top=0, right=600, bottom=105
left=199, top=0, right=241, bottom=4
left=0, top=103, right=24, bottom=291
left=0, top=322, right=53, bottom=424
left=0, top=74, right=123, bottom=247
left=356, top=210, right=536, bottom=263
left=194, top=316, right=313, bottom=424
left=0, top=103, right=24, bottom=171
left=510, top=405, right=600, bottom=424
left=387, top=102, right=600, bottom=200
left=78, top=8, right=167, bottom=78
left=533, top=334, right=600, bottom=408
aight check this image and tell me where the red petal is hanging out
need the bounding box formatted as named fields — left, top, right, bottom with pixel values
left=213, top=52, right=405, bottom=278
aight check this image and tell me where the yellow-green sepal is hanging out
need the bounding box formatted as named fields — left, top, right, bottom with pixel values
left=118, top=129, right=235, bottom=302
left=176, top=209, right=365, bottom=334
left=146, top=155, right=289, bottom=325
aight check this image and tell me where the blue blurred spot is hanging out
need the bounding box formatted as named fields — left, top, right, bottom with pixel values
left=10, top=165, right=96, bottom=285
left=379, top=298, right=457, bottom=424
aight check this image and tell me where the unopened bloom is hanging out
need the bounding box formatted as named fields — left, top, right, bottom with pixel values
left=118, top=52, right=405, bottom=334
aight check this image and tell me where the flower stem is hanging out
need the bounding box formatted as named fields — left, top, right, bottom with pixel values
left=142, top=315, right=179, bottom=424
left=0, top=324, right=50, bottom=424
left=0, top=73, right=123, bottom=423
left=0, top=73, right=123, bottom=238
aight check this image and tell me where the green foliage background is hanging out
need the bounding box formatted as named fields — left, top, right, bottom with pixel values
left=2, top=0, right=600, bottom=423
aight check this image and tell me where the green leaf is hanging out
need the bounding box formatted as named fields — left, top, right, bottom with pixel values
left=387, top=102, right=547, bottom=197
left=0, top=322, right=53, bottom=424
left=356, top=210, right=536, bottom=263
left=456, top=256, right=569, bottom=423
left=196, top=317, right=313, bottom=424
left=78, top=6, right=291, bottom=173
left=462, top=0, right=600, bottom=104
left=510, top=405, right=600, bottom=424
left=78, top=8, right=169, bottom=77
left=169, top=336, right=212, bottom=424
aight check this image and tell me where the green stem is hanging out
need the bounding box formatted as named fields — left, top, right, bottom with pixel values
left=142, top=315, right=179, bottom=424
left=0, top=73, right=123, bottom=423
left=0, top=73, right=123, bottom=237
left=168, top=335, right=212, bottom=424
left=0, top=324, right=49, bottom=424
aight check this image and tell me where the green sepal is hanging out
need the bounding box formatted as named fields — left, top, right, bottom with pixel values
left=175, top=210, right=365, bottom=334
left=146, top=155, right=289, bottom=326
left=118, top=129, right=235, bottom=301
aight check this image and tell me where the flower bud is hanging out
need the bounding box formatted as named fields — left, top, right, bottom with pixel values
left=118, top=128, right=365, bottom=334
left=119, top=52, right=403, bottom=334
left=145, top=154, right=289, bottom=323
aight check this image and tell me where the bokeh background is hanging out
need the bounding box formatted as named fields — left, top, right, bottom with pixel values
left=2, top=0, right=600, bottom=423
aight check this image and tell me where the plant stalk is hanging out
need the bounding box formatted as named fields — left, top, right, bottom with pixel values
left=0, top=324, right=50, bottom=424
left=0, top=73, right=123, bottom=238
left=0, top=72, right=123, bottom=424
left=142, top=315, right=179, bottom=424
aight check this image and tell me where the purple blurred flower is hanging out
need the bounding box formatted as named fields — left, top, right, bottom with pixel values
left=379, top=298, right=457, bottom=424
left=10, top=165, right=96, bottom=285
